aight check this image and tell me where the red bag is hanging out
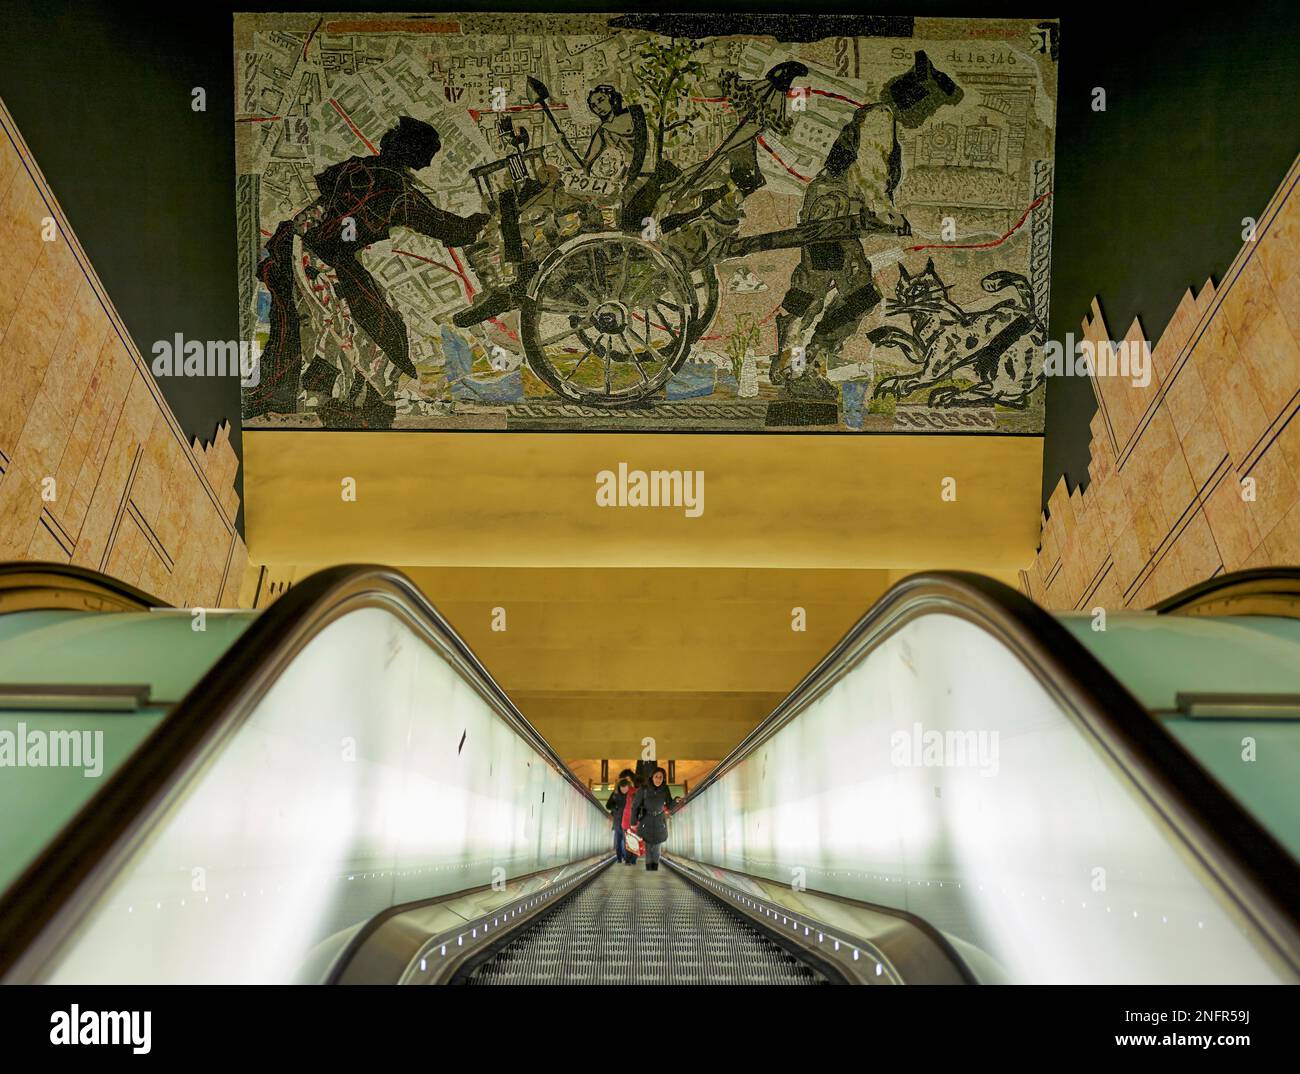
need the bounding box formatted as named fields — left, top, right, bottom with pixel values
left=625, top=828, right=644, bottom=856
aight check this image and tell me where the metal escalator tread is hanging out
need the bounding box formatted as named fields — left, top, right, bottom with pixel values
left=466, top=863, right=828, bottom=985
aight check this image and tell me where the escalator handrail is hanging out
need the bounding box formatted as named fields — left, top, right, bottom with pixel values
left=0, top=561, right=168, bottom=613
left=0, top=563, right=604, bottom=978
left=1151, top=565, right=1300, bottom=617
left=675, top=570, right=1300, bottom=974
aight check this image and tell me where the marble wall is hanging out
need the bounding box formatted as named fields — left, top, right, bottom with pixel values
left=1021, top=153, right=1300, bottom=610
left=0, top=95, right=247, bottom=607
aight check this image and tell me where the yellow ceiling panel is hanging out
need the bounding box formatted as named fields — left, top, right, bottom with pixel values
left=243, top=430, right=1042, bottom=570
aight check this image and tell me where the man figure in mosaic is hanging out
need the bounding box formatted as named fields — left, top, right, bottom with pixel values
left=247, top=115, right=489, bottom=428
left=770, top=51, right=962, bottom=399
left=769, top=103, right=900, bottom=400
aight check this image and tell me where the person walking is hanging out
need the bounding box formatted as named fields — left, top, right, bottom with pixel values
left=630, top=766, right=676, bottom=872
left=619, top=770, right=640, bottom=866
left=605, top=776, right=634, bottom=863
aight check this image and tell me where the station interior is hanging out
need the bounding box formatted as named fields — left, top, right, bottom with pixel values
left=0, top=3, right=1298, bottom=986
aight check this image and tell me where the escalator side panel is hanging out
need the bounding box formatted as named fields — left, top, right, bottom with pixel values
left=669, top=610, right=1295, bottom=984
left=7, top=603, right=607, bottom=984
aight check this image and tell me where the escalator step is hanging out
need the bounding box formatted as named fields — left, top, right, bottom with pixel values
left=465, top=865, right=828, bottom=985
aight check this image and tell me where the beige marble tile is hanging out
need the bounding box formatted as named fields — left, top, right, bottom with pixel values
left=1276, top=410, right=1300, bottom=487
left=1220, top=255, right=1275, bottom=353
left=118, top=371, right=159, bottom=444
left=1240, top=301, right=1300, bottom=419
left=1109, top=522, right=1145, bottom=594
left=0, top=174, right=50, bottom=334
left=1178, top=402, right=1229, bottom=492
left=104, top=516, right=144, bottom=588
left=1262, top=497, right=1300, bottom=564
left=1164, top=363, right=1209, bottom=440
left=1047, top=478, right=1076, bottom=533
left=1257, top=197, right=1300, bottom=349
left=1133, top=497, right=1169, bottom=561
left=1244, top=443, right=1299, bottom=540
left=39, top=278, right=106, bottom=428
left=14, top=388, right=70, bottom=488
left=1241, top=537, right=1276, bottom=570
left=1150, top=293, right=1196, bottom=385
left=165, top=514, right=204, bottom=608
left=70, top=430, right=137, bottom=570
left=0, top=247, right=76, bottom=452
left=1093, top=470, right=1130, bottom=547
left=1090, top=567, right=1124, bottom=611
left=1178, top=507, right=1225, bottom=586
left=220, top=536, right=250, bottom=607
left=1022, top=559, right=1046, bottom=605
left=68, top=335, right=135, bottom=527
left=137, top=544, right=173, bottom=602
left=1189, top=313, right=1238, bottom=393
left=1155, top=448, right=1196, bottom=534
left=0, top=467, right=40, bottom=559
left=1208, top=359, right=1271, bottom=467
left=1040, top=506, right=1062, bottom=573
left=1087, top=433, right=1115, bottom=485
left=1057, top=532, right=1084, bottom=607
left=0, top=124, right=21, bottom=203
left=26, top=518, right=70, bottom=563
left=1202, top=471, right=1264, bottom=570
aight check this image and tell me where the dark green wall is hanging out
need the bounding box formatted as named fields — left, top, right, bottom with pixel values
left=1, top=0, right=1296, bottom=528
left=1043, top=0, right=1299, bottom=507
left=1, top=0, right=243, bottom=527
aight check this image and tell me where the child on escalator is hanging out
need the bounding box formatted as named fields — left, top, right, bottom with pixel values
left=620, top=771, right=640, bottom=865
left=606, top=776, right=634, bottom=863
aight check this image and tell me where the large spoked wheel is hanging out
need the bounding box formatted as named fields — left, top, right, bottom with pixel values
left=687, top=264, right=721, bottom=346
left=521, top=232, right=697, bottom=407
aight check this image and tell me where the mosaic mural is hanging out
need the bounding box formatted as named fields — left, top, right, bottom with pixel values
left=235, top=13, right=1059, bottom=432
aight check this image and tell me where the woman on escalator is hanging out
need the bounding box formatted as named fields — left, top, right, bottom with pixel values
left=630, top=766, right=676, bottom=872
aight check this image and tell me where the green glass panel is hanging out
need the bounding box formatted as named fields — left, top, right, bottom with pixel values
left=1060, top=612, right=1300, bottom=861
left=0, top=610, right=256, bottom=700
left=0, top=610, right=256, bottom=896
left=1161, top=717, right=1300, bottom=860
left=0, top=709, right=166, bottom=893
left=1058, top=613, right=1300, bottom=711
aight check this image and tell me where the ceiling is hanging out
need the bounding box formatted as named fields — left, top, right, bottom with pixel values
left=242, top=428, right=1040, bottom=762
left=242, top=430, right=1042, bottom=570
left=247, top=562, right=1023, bottom=760
left=567, top=760, right=718, bottom=793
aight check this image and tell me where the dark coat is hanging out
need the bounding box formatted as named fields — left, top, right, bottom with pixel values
left=605, top=788, right=627, bottom=825
left=631, top=781, right=676, bottom=845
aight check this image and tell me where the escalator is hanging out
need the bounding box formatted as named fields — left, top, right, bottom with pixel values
left=0, top=563, right=1297, bottom=985
left=463, top=866, right=826, bottom=985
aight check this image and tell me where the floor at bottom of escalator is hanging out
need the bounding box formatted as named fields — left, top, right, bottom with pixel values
left=465, top=861, right=829, bottom=985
